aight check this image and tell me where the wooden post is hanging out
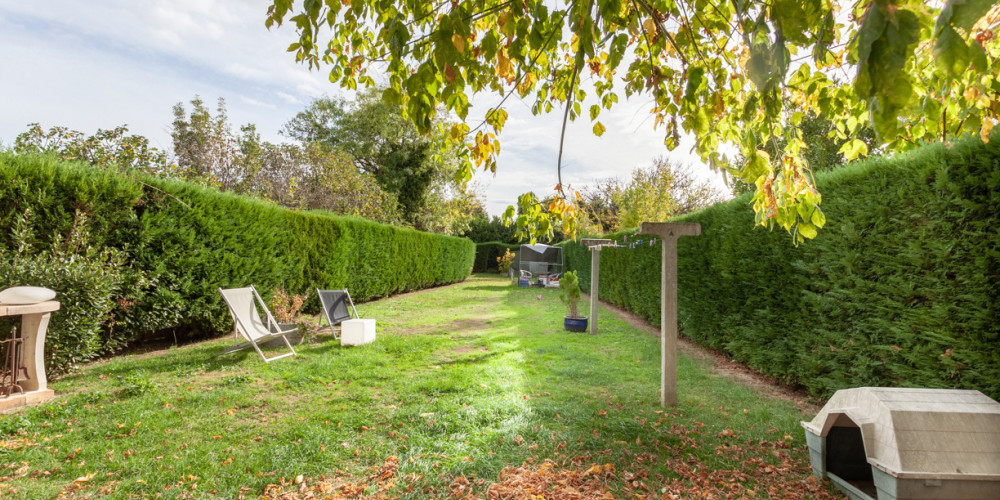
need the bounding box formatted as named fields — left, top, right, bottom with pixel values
left=581, top=239, right=611, bottom=335
left=589, top=246, right=600, bottom=334
left=637, top=223, right=700, bottom=407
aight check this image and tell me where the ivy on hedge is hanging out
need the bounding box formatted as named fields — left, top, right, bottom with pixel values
left=562, top=134, right=1000, bottom=400
left=0, top=153, right=474, bottom=375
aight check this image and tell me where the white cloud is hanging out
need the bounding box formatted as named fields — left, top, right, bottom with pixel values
left=276, top=91, right=301, bottom=104
left=224, top=63, right=272, bottom=81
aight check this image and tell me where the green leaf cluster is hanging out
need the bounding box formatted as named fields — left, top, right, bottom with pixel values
left=561, top=134, right=1000, bottom=400
left=0, top=152, right=475, bottom=375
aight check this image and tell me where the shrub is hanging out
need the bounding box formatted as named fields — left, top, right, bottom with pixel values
left=559, top=271, right=582, bottom=318
left=116, top=373, right=158, bottom=397
left=268, top=285, right=307, bottom=324
left=497, top=248, right=515, bottom=275
left=0, top=210, right=142, bottom=375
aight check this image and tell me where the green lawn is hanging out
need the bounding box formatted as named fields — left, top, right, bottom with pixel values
left=0, top=274, right=841, bottom=499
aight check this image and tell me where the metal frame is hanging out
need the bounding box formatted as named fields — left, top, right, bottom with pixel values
left=218, top=285, right=296, bottom=363
left=316, top=288, right=359, bottom=340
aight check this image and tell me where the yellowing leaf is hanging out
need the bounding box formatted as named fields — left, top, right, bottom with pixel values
left=496, top=52, right=513, bottom=81
left=517, top=72, right=537, bottom=96
left=452, top=34, right=466, bottom=54
left=797, top=222, right=818, bottom=239
left=642, top=18, right=656, bottom=36
left=810, top=208, right=826, bottom=227
left=838, top=138, right=868, bottom=160
left=981, top=119, right=994, bottom=143
left=593, top=122, right=606, bottom=136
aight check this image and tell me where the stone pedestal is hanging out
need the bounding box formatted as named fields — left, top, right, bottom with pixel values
left=0, top=301, right=58, bottom=412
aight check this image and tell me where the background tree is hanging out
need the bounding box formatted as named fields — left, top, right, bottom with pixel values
left=283, top=88, right=477, bottom=232
left=413, top=181, right=489, bottom=236
left=170, top=96, right=401, bottom=223
left=576, top=178, right=624, bottom=234
left=577, top=159, right=725, bottom=232
left=13, top=123, right=169, bottom=175
left=616, top=159, right=725, bottom=229
left=171, top=97, right=240, bottom=189
left=267, top=1, right=1000, bottom=243
left=460, top=212, right=520, bottom=244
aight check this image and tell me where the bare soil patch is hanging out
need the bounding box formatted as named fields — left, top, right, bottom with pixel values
left=451, top=345, right=491, bottom=355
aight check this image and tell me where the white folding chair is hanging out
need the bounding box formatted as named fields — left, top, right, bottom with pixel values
left=218, top=285, right=296, bottom=362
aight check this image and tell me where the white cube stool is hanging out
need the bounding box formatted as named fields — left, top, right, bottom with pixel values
left=341, top=318, right=376, bottom=346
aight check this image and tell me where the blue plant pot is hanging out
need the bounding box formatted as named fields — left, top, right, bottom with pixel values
left=518, top=278, right=530, bottom=288
left=564, top=316, right=588, bottom=332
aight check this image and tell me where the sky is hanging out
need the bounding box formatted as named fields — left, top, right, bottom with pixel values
left=0, top=0, right=727, bottom=217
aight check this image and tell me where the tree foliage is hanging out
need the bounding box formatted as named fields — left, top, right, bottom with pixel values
left=282, top=89, right=483, bottom=232
left=578, top=158, right=726, bottom=231
left=461, top=213, right=519, bottom=243
left=14, top=123, right=170, bottom=175
left=503, top=191, right=572, bottom=244
left=171, top=96, right=401, bottom=223
left=266, top=0, right=1000, bottom=242
left=729, top=106, right=879, bottom=195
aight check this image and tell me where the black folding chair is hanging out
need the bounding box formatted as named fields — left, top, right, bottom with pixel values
left=316, top=289, right=359, bottom=340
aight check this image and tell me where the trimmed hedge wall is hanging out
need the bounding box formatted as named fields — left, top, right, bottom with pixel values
left=0, top=153, right=474, bottom=374
left=473, top=242, right=520, bottom=272
left=562, top=135, right=1000, bottom=400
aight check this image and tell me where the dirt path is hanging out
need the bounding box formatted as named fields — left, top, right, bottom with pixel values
left=583, top=293, right=823, bottom=415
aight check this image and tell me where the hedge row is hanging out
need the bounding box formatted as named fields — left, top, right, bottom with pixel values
left=472, top=242, right=520, bottom=272
left=562, top=135, right=1000, bottom=400
left=0, top=153, right=474, bottom=374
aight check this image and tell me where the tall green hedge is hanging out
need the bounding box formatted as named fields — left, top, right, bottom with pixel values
left=473, top=242, right=520, bottom=272
left=562, top=135, right=1000, bottom=400
left=0, top=153, right=474, bottom=374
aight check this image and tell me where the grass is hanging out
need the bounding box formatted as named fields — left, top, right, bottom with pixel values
left=0, top=274, right=841, bottom=499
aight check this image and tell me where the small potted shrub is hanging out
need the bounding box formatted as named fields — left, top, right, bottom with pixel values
left=268, top=286, right=310, bottom=345
left=559, top=271, right=588, bottom=332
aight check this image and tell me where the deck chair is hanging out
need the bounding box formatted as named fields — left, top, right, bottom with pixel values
left=316, top=289, right=359, bottom=340
left=218, top=285, right=296, bottom=362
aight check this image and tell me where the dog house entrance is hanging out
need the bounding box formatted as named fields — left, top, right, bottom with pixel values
left=803, top=388, right=1000, bottom=500
left=827, top=414, right=875, bottom=497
